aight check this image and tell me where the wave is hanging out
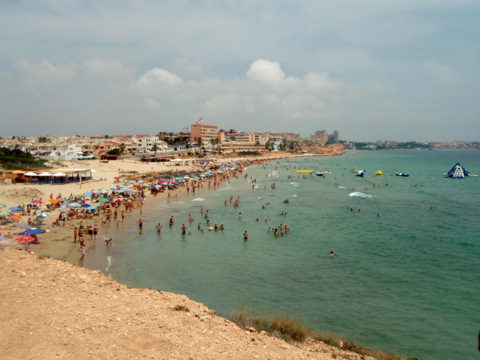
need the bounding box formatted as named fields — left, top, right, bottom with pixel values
left=192, top=198, right=205, bottom=202
left=339, top=186, right=347, bottom=189
left=105, top=255, right=112, bottom=274
left=348, top=192, right=372, bottom=198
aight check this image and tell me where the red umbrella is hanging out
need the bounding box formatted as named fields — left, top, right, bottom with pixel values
left=114, top=176, right=120, bottom=180
left=15, top=235, right=35, bottom=243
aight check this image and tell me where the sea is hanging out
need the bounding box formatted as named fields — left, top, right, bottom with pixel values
left=85, top=150, right=480, bottom=360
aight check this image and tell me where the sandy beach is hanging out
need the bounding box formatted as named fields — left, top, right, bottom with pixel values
left=0, top=148, right=388, bottom=360
left=0, top=151, right=310, bottom=263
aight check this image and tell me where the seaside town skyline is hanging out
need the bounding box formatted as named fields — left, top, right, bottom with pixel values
left=1, top=2, right=479, bottom=142
left=1, top=117, right=477, bottom=163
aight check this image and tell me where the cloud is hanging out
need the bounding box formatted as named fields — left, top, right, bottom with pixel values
left=134, top=68, right=184, bottom=97
left=246, top=59, right=285, bottom=87
left=84, top=58, right=134, bottom=78
left=16, top=59, right=76, bottom=90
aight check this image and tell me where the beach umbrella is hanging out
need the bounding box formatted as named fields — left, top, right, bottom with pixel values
left=84, top=206, right=96, bottom=210
left=84, top=191, right=92, bottom=197
left=24, top=171, right=38, bottom=176
left=0, top=204, right=5, bottom=208
left=24, top=228, right=43, bottom=235
left=36, top=213, right=49, bottom=217
left=10, top=214, right=22, bottom=219
left=32, top=199, right=42, bottom=204
left=81, top=203, right=93, bottom=208
left=96, top=198, right=110, bottom=203
left=47, top=199, right=59, bottom=204
left=68, top=203, right=81, bottom=208
left=0, top=211, right=11, bottom=217
left=15, top=235, right=35, bottom=243
left=114, top=176, right=120, bottom=180
left=9, top=206, right=21, bottom=211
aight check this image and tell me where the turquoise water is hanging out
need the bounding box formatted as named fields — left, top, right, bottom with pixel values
left=86, top=150, right=480, bottom=360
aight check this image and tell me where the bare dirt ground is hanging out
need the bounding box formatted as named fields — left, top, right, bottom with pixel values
left=0, top=249, right=377, bottom=360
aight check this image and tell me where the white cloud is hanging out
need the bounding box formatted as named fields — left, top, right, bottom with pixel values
left=84, top=59, right=134, bottom=78
left=246, top=59, right=285, bottom=87
left=16, top=59, right=76, bottom=90
left=134, top=68, right=184, bottom=97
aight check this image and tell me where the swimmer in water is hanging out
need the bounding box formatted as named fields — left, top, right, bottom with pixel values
left=244, top=230, right=248, bottom=240
left=156, top=223, right=162, bottom=232
left=181, top=224, right=187, bottom=235
left=327, top=251, right=334, bottom=257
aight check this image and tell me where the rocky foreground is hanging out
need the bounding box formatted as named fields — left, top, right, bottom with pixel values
left=0, top=249, right=377, bottom=360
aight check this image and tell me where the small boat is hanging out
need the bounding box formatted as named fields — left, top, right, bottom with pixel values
left=351, top=169, right=359, bottom=173
left=374, top=170, right=383, bottom=176
left=396, top=172, right=410, bottom=177
left=296, top=170, right=314, bottom=173
left=443, top=163, right=469, bottom=178
left=355, top=170, right=366, bottom=177
left=315, top=172, right=324, bottom=176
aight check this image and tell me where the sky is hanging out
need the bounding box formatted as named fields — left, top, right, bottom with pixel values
left=1, top=0, right=479, bottom=142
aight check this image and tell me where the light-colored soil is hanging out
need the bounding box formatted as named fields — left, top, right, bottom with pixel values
left=0, top=249, right=376, bottom=360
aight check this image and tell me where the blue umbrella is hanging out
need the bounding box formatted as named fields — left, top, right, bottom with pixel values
left=84, top=206, right=96, bottom=210
left=9, top=206, right=21, bottom=211
left=68, top=203, right=81, bottom=208
left=24, top=228, right=43, bottom=235
left=84, top=191, right=92, bottom=197
left=81, top=203, right=93, bottom=208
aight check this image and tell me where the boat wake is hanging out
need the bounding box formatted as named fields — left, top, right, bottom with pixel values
left=348, top=192, right=372, bottom=198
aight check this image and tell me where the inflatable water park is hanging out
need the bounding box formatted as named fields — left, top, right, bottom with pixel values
left=443, top=163, right=469, bottom=178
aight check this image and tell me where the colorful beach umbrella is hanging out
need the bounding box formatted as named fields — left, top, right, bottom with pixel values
left=9, top=206, right=21, bottom=211
left=10, top=215, right=22, bottom=219
left=68, top=203, right=81, bottom=208
left=15, top=235, right=35, bottom=243
left=36, top=213, right=49, bottom=217
left=24, top=228, right=43, bottom=235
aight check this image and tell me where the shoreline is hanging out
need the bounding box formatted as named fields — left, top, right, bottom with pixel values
left=1, top=151, right=319, bottom=265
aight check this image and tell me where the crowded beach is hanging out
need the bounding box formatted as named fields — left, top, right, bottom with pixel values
left=0, top=154, right=295, bottom=264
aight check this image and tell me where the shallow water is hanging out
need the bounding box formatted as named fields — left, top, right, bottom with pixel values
left=86, top=150, right=480, bottom=360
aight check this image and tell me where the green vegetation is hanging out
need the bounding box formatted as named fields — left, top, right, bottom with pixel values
left=0, top=147, right=47, bottom=169
left=236, top=151, right=260, bottom=156
left=106, top=148, right=122, bottom=155
left=230, top=307, right=414, bottom=360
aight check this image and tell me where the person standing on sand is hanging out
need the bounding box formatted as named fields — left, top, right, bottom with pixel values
left=79, top=245, right=85, bottom=260
left=93, top=225, right=98, bottom=240
left=73, top=226, right=78, bottom=243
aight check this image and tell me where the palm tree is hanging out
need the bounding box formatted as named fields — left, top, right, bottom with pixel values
left=255, top=140, right=260, bottom=152
left=265, top=140, right=272, bottom=151
left=151, top=144, right=159, bottom=157
left=119, top=143, right=126, bottom=154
